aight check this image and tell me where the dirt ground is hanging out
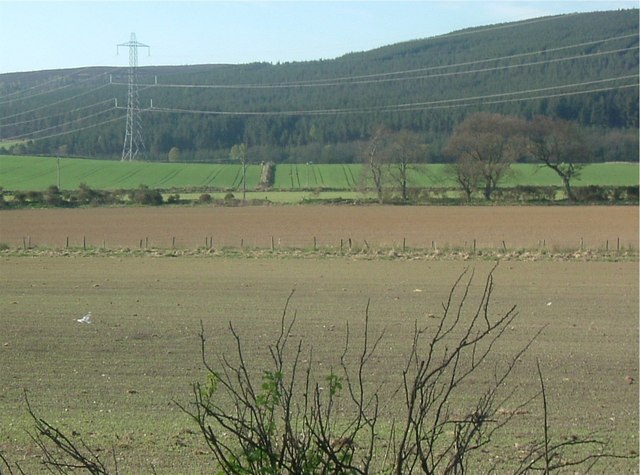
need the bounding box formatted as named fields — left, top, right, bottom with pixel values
left=1, top=256, right=637, bottom=473
left=1, top=205, right=638, bottom=251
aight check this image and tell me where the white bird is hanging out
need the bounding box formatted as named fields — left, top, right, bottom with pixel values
left=77, top=312, right=92, bottom=324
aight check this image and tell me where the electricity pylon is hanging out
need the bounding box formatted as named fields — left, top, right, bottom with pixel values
left=117, top=32, right=150, bottom=161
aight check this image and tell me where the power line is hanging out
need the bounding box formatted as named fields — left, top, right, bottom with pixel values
left=0, top=99, right=115, bottom=130
left=12, top=114, right=126, bottom=143
left=0, top=83, right=112, bottom=123
left=137, top=75, right=637, bottom=117
left=117, top=32, right=150, bottom=161
left=0, top=68, right=122, bottom=105
left=109, top=35, right=638, bottom=90
left=4, top=107, right=120, bottom=141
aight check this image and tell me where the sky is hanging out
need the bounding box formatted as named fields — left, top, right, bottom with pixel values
left=0, top=1, right=637, bottom=74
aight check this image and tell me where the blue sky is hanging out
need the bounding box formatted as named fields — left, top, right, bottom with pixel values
left=0, top=1, right=637, bottom=74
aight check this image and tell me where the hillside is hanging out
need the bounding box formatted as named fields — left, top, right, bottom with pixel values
left=0, top=9, right=638, bottom=163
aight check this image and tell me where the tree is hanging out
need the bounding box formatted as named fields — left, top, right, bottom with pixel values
left=387, top=130, right=428, bottom=201
left=361, top=126, right=391, bottom=204
left=168, top=146, right=181, bottom=162
left=230, top=143, right=249, bottom=201
left=446, top=155, right=482, bottom=202
left=445, top=113, right=525, bottom=200
left=525, top=116, right=589, bottom=202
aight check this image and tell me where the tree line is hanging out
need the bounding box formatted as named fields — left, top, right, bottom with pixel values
left=360, top=112, right=637, bottom=203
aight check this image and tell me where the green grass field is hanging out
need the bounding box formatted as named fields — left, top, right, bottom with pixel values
left=1, top=155, right=637, bottom=192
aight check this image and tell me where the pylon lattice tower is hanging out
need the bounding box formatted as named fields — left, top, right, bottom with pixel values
left=118, top=32, right=150, bottom=161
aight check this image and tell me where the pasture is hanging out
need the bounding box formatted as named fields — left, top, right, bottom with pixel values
left=0, top=205, right=638, bottom=473
left=0, top=155, right=638, bottom=193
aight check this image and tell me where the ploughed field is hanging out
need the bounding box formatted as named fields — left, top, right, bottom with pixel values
left=0, top=205, right=638, bottom=251
left=0, top=205, right=638, bottom=472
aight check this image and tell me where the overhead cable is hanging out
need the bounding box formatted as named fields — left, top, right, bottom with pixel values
left=0, top=84, right=113, bottom=122
left=136, top=75, right=637, bottom=116
left=7, top=114, right=126, bottom=143
left=0, top=99, right=116, bottom=129
left=108, top=37, right=638, bottom=89
left=0, top=68, right=122, bottom=105
left=5, top=107, right=120, bottom=141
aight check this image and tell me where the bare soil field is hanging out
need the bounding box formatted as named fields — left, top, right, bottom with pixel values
left=1, top=257, right=638, bottom=473
left=1, top=205, right=638, bottom=251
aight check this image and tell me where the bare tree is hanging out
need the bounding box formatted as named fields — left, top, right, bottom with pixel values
left=387, top=130, right=428, bottom=201
left=445, top=113, right=525, bottom=200
left=361, top=126, right=392, bottom=204
left=525, top=116, right=589, bottom=202
left=230, top=143, right=249, bottom=201
left=445, top=155, right=482, bottom=202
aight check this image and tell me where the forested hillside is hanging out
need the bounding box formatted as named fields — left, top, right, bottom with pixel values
left=1, top=9, right=638, bottom=163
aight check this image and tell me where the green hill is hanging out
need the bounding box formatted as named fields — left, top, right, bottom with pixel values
left=1, top=9, right=638, bottom=163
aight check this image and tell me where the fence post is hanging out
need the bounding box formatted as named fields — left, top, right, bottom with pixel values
left=580, top=237, right=584, bottom=250
left=271, top=236, right=275, bottom=251
left=66, top=236, right=69, bottom=249
left=313, top=236, right=317, bottom=251
left=617, top=237, right=620, bottom=251
left=83, top=235, right=86, bottom=250
left=172, top=236, right=175, bottom=249
left=473, top=239, right=476, bottom=254
left=403, top=237, right=406, bottom=252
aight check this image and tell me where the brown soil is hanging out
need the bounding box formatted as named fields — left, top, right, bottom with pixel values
left=1, top=257, right=638, bottom=472
left=0, top=205, right=637, bottom=251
